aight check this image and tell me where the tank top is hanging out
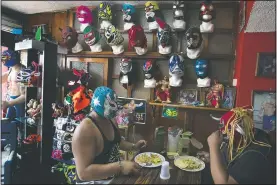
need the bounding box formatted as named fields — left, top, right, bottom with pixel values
left=76, top=116, right=121, bottom=183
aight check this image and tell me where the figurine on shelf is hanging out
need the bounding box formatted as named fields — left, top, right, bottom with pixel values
left=59, top=26, right=83, bottom=53
left=195, top=59, right=211, bottom=87
left=145, top=1, right=163, bottom=31
left=186, top=27, right=204, bottom=59
left=52, top=103, right=68, bottom=118
left=128, top=25, right=148, bottom=55
left=169, top=54, right=184, bottom=87
left=26, top=99, right=42, bottom=125
left=206, top=80, right=224, bottom=108
left=119, top=58, right=133, bottom=88
left=155, top=76, right=171, bottom=103
left=122, top=3, right=136, bottom=31
left=76, top=5, right=93, bottom=32
left=98, top=2, right=113, bottom=29
left=104, top=25, right=124, bottom=55
left=83, top=25, right=102, bottom=53
left=143, top=59, right=156, bottom=88
left=172, top=0, right=186, bottom=31
left=199, top=0, right=215, bottom=33
left=156, top=18, right=172, bottom=55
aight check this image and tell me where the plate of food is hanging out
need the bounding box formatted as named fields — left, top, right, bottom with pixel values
left=134, top=152, right=165, bottom=168
left=174, top=156, right=205, bottom=172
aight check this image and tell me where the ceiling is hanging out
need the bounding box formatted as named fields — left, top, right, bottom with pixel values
left=1, top=1, right=171, bottom=14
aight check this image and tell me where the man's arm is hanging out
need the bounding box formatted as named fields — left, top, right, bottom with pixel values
left=120, top=139, right=135, bottom=151
left=209, top=145, right=238, bottom=184
left=1, top=71, right=9, bottom=84
left=72, top=118, right=121, bottom=181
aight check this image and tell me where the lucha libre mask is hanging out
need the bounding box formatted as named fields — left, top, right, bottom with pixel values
left=169, top=54, right=184, bottom=76
left=156, top=18, right=172, bottom=48
left=143, top=60, right=155, bottom=80
left=122, top=3, right=136, bottom=23
left=60, top=26, right=78, bottom=49
left=173, top=1, right=185, bottom=20
left=83, top=26, right=101, bottom=46
left=186, top=27, right=203, bottom=49
left=76, top=6, right=93, bottom=24
left=120, top=58, right=132, bottom=75
left=91, top=86, right=118, bottom=119
left=195, top=59, right=208, bottom=79
left=199, top=1, right=215, bottom=22
left=98, top=2, right=112, bottom=21
left=104, top=25, right=124, bottom=46
left=145, top=1, right=160, bottom=22
left=128, top=25, right=147, bottom=49
left=1, top=50, right=19, bottom=67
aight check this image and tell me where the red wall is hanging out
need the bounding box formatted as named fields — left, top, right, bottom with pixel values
left=234, top=1, right=276, bottom=106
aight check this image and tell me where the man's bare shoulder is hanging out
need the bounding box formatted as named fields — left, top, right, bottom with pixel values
left=73, top=118, right=98, bottom=140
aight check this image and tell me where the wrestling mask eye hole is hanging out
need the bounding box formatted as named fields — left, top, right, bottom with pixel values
left=200, top=5, right=206, bottom=11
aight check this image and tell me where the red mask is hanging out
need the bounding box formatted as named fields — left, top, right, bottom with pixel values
left=76, top=6, right=93, bottom=24
left=128, top=25, right=147, bottom=50
left=60, top=26, right=78, bottom=49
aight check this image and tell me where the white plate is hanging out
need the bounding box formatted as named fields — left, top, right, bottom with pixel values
left=174, top=156, right=205, bottom=172
left=134, top=152, right=165, bottom=168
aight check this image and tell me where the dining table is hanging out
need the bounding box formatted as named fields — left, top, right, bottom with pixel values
left=110, top=153, right=202, bottom=184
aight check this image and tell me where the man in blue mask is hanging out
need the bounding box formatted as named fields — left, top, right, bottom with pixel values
left=72, top=86, right=147, bottom=184
left=1, top=50, right=25, bottom=119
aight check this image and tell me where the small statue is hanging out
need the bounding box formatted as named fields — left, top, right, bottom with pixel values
left=186, top=27, right=204, bottom=59
left=98, top=2, right=113, bottom=29
left=104, top=25, right=124, bottom=55
left=172, top=0, right=186, bottom=31
left=26, top=99, right=42, bottom=121
left=206, top=80, right=224, bottom=108
left=83, top=25, right=102, bottom=53
left=155, top=76, right=171, bottom=103
left=145, top=1, right=163, bottom=31
left=199, top=0, right=215, bottom=33
left=59, top=26, right=83, bottom=53
left=122, top=3, right=136, bottom=31
left=76, top=6, right=93, bottom=32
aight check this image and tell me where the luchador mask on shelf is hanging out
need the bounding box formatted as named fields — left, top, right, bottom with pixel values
left=173, top=1, right=185, bottom=20
left=122, top=3, right=136, bottom=23
left=199, top=0, right=215, bottom=22
left=76, top=6, right=93, bottom=24
left=83, top=25, right=101, bottom=46
left=143, top=59, right=155, bottom=80
left=1, top=50, right=19, bottom=67
left=59, top=26, right=78, bottom=49
left=195, top=59, right=208, bottom=79
left=145, top=1, right=160, bottom=22
left=120, top=58, right=132, bottom=75
left=186, top=27, right=203, bottom=50
left=128, top=25, right=147, bottom=55
left=156, top=18, right=172, bottom=48
left=104, top=25, right=124, bottom=46
left=98, top=2, right=112, bottom=21
left=169, top=54, right=184, bottom=76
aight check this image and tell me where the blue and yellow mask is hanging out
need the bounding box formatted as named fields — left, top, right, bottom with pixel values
left=1, top=50, right=19, bottom=67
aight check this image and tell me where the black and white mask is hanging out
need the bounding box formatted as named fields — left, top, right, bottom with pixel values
left=173, top=1, right=185, bottom=20
left=186, top=27, right=203, bottom=49
left=120, top=58, right=132, bottom=75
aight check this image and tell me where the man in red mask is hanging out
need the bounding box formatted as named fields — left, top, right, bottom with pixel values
left=201, top=106, right=275, bottom=184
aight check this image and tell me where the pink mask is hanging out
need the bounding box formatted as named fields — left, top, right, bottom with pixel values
left=76, top=6, right=93, bottom=24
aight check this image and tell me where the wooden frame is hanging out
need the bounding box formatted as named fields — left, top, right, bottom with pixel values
left=222, top=87, right=236, bottom=109
left=255, top=52, right=276, bottom=78
left=66, top=57, right=110, bottom=86
left=177, top=89, right=198, bottom=105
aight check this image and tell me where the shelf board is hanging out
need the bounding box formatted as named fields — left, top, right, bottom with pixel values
left=66, top=51, right=168, bottom=59
left=149, top=102, right=230, bottom=112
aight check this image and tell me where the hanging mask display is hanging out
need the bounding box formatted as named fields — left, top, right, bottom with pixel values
left=104, top=25, right=124, bottom=55
left=195, top=59, right=211, bottom=87
left=143, top=59, right=156, bottom=88
left=76, top=6, right=93, bottom=32
left=199, top=0, right=215, bottom=33
left=169, top=54, right=184, bottom=87
left=91, top=86, right=118, bottom=119
left=1, top=50, right=19, bottom=67
left=172, top=1, right=186, bottom=30
left=145, top=1, right=163, bottom=31
left=98, top=2, right=113, bottom=29
left=119, top=58, right=133, bottom=87
left=83, top=25, right=102, bottom=53
left=128, top=25, right=148, bottom=55
left=156, top=18, right=172, bottom=55
left=59, top=26, right=83, bottom=53
left=186, top=27, right=204, bottom=59
left=122, top=3, right=136, bottom=31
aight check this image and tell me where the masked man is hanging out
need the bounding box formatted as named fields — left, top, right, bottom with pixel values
left=72, top=86, right=147, bottom=184
left=1, top=50, right=25, bottom=119
left=202, top=106, right=275, bottom=184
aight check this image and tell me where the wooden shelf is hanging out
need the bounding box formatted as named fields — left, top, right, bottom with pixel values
left=66, top=51, right=168, bottom=59
left=149, top=102, right=230, bottom=112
